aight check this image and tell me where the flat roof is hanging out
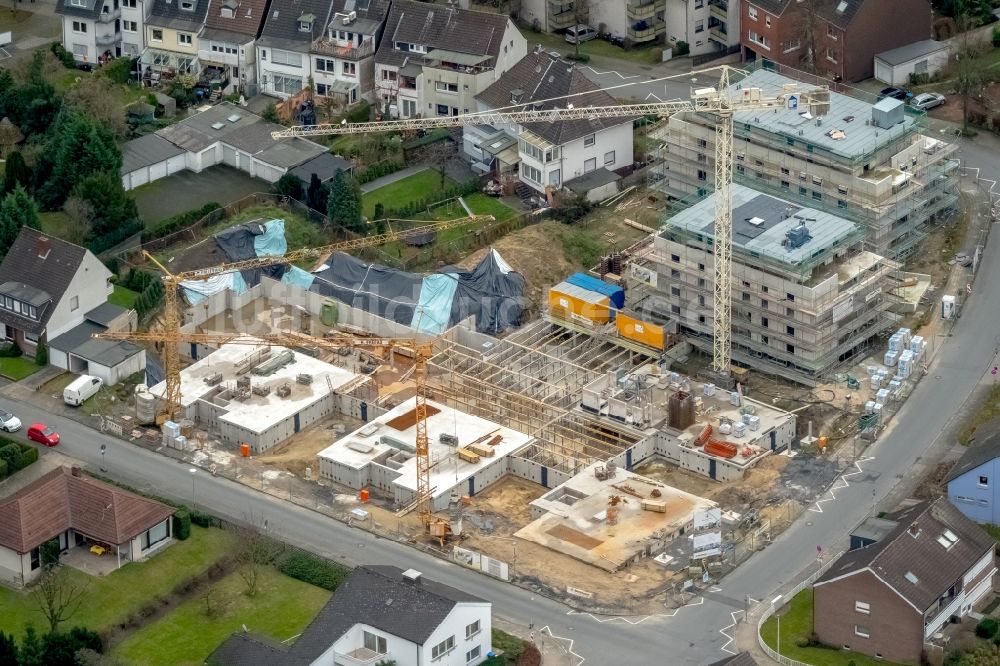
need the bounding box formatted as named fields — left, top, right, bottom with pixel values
left=730, top=69, right=917, bottom=160
left=661, top=184, right=860, bottom=266
left=318, top=397, right=533, bottom=498
left=564, top=167, right=620, bottom=193
left=148, top=337, right=362, bottom=433
left=876, top=39, right=948, bottom=66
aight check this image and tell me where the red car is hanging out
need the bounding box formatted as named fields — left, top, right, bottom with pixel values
left=27, top=423, right=59, bottom=447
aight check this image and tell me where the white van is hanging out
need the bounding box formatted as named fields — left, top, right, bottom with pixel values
left=64, top=375, right=103, bottom=406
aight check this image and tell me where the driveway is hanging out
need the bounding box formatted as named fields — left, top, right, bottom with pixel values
left=132, top=165, right=271, bottom=225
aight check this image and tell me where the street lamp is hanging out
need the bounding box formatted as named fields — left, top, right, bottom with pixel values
left=771, top=594, right=784, bottom=657
left=189, top=468, right=197, bottom=507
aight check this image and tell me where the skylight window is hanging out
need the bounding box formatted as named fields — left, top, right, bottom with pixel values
left=227, top=113, right=242, bottom=122
left=937, top=530, right=959, bottom=549
left=836, top=0, right=848, bottom=13
left=904, top=571, right=919, bottom=584
left=211, top=122, right=226, bottom=130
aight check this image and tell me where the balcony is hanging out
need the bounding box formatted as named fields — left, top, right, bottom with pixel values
left=708, top=26, right=728, bottom=44
left=708, top=0, right=728, bottom=20
left=628, top=22, right=663, bottom=42
left=336, top=647, right=385, bottom=666
left=311, top=38, right=375, bottom=60
left=95, top=31, right=121, bottom=48
left=547, top=4, right=581, bottom=29
left=97, top=6, right=121, bottom=22
left=627, top=0, right=657, bottom=20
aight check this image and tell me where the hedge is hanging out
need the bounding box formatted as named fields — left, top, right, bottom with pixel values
left=173, top=507, right=192, bottom=541
left=190, top=509, right=214, bottom=528
left=355, top=161, right=405, bottom=185
left=141, top=202, right=222, bottom=243
left=276, top=551, right=349, bottom=591
left=384, top=178, right=480, bottom=219
left=0, top=439, right=38, bottom=480
left=0, top=342, right=22, bottom=358
left=977, top=617, right=999, bottom=639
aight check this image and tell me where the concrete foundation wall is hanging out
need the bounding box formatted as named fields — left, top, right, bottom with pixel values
left=506, top=452, right=573, bottom=488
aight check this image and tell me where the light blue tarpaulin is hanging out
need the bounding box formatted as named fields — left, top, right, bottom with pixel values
left=411, top=273, right=459, bottom=334
left=282, top=265, right=315, bottom=290
left=254, top=219, right=287, bottom=257
left=181, top=272, right=248, bottom=304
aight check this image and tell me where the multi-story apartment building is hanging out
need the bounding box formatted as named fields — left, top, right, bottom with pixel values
left=463, top=49, right=634, bottom=195
left=197, top=0, right=269, bottom=94
left=120, top=0, right=153, bottom=57
left=518, top=0, right=587, bottom=35
left=374, top=1, right=526, bottom=119
left=741, top=0, right=931, bottom=82
left=628, top=183, right=899, bottom=384
left=140, top=0, right=210, bottom=81
left=652, top=67, right=959, bottom=261
left=311, top=0, right=391, bottom=106
left=255, top=0, right=332, bottom=98
left=56, top=0, right=124, bottom=64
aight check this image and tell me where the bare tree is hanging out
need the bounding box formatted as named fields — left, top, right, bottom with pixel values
left=30, top=566, right=90, bottom=633
left=789, top=0, right=823, bottom=73
left=422, top=138, right=457, bottom=190
left=233, top=518, right=277, bottom=598
left=954, top=12, right=988, bottom=133
left=571, top=0, right=590, bottom=59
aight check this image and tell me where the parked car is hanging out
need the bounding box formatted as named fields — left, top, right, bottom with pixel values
left=63, top=374, right=102, bottom=407
left=27, top=423, right=59, bottom=447
left=0, top=412, right=21, bottom=432
left=565, top=25, right=598, bottom=44
left=878, top=87, right=909, bottom=101
left=910, top=92, right=946, bottom=110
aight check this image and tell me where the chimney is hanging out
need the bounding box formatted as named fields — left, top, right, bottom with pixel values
left=908, top=522, right=920, bottom=537
left=534, top=43, right=542, bottom=54
left=37, top=236, right=51, bottom=260
left=401, top=568, right=422, bottom=583
left=71, top=466, right=81, bottom=477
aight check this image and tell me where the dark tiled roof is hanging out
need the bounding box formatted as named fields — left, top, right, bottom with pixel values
left=709, top=653, right=760, bottom=666
left=85, top=302, right=128, bottom=327
left=122, top=133, right=185, bottom=174
left=376, top=0, right=509, bottom=69
left=49, top=320, right=106, bottom=353
left=289, top=152, right=353, bottom=183
left=477, top=51, right=629, bottom=146
left=946, top=419, right=1000, bottom=483
left=257, top=0, right=336, bottom=50
left=0, top=228, right=88, bottom=336
left=815, top=498, right=995, bottom=611
left=203, top=0, right=270, bottom=37
left=748, top=0, right=863, bottom=28
left=747, top=0, right=792, bottom=16
left=55, top=0, right=103, bottom=20
left=211, top=565, right=487, bottom=665
left=324, top=0, right=390, bottom=35
left=0, top=467, right=175, bottom=553
left=147, top=0, right=211, bottom=32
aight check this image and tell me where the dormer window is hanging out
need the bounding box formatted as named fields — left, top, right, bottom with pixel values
left=220, top=0, right=236, bottom=17
left=180, top=0, right=193, bottom=10
left=221, top=6, right=233, bottom=16
left=298, top=13, right=314, bottom=32
left=69, top=0, right=86, bottom=7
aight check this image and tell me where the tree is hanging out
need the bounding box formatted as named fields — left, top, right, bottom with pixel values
left=38, top=111, right=121, bottom=210
left=262, top=103, right=280, bottom=124
left=273, top=172, right=303, bottom=201
left=0, top=630, right=17, bottom=666
left=29, top=566, right=89, bottom=633
left=0, top=185, right=40, bottom=255
left=17, top=626, right=43, bottom=666
left=954, top=12, right=988, bottom=133
left=61, top=196, right=95, bottom=245
left=306, top=173, right=328, bottom=213
left=790, top=0, right=823, bottom=73
left=13, top=52, right=62, bottom=138
left=234, top=521, right=277, bottom=598
left=3, top=151, right=30, bottom=194
left=34, top=336, right=47, bottom=366
left=423, top=138, right=455, bottom=190
left=70, top=171, right=141, bottom=249
left=571, top=0, right=589, bottom=58
left=64, top=76, right=128, bottom=138
left=39, top=538, right=59, bottom=568
left=327, top=169, right=364, bottom=233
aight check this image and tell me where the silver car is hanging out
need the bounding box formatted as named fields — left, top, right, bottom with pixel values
left=910, top=92, right=945, bottom=110
left=565, top=25, right=598, bottom=44
left=0, top=412, right=22, bottom=432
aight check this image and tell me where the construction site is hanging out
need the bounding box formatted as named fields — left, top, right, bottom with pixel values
left=91, top=61, right=972, bottom=609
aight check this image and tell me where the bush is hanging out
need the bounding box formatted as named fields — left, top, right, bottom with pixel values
left=0, top=459, right=7, bottom=480
left=345, top=100, right=371, bottom=124
left=993, top=24, right=1000, bottom=47
left=17, top=444, right=38, bottom=469
left=565, top=53, right=590, bottom=63
left=355, top=161, right=405, bottom=185
left=141, top=202, right=222, bottom=242
left=262, top=103, right=280, bottom=124
left=976, top=617, right=998, bottom=638
left=909, top=72, right=930, bottom=86
left=491, top=629, right=524, bottom=662
left=35, top=338, right=47, bottom=366
left=101, top=57, right=135, bottom=85
left=0, top=342, right=22, bottom=358
left=276, top=551, right=349, bottom=591
left=50, top=43, right=76, bottom=68
left=0, top=445, right=20, bottom=473
left=190, top=509, right=214, bottom=528
left=40, top=538, right=61, bottom=568
left=674, top=41, right=690, bottom=57
left=173, top=507, right=191, bottom=541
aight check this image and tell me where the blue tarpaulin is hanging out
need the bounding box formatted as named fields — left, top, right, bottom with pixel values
left=253, top=219, right=287, bottom=257
left=411, top=273, right=460, bottom=334
left=566, top=272, right=624, bottom=309
left=281, top=265, right=315, bottom=290
left=182, top=272, right=248, bottom=304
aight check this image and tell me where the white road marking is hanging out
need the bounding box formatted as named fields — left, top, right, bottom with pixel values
left=809, top=456, right=874, bottom=513
left=580, top=66, right=641, bottom=80
left=718, top=609, right=745, bottom=655
left=539, top=625, right=586, bottom=665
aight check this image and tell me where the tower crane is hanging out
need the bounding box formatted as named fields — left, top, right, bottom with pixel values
left=95, top=327, right=446, bottom=532
left=140, top=214, right=494, bottom=425
left=271, top=65, right=830, bottom=378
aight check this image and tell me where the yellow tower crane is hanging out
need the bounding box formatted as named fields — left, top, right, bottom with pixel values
left=95, top=327, right=445, bottom=532
left=271, top=65, right=830, bottom=378
left=140, top=214, right=494, bottom=425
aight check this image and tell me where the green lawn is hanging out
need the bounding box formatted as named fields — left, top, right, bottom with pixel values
left=113, top=567, right=331, bottom=666
left=109, top=284, right=139, bottom=310
left=0, top=526, right=235, bottom=640
left=761, top=590, right=905, bottom=666
left=420, top=193, right=518, bottom=223
left=361, top=169, right=457, bottom=218
left=519, top=27, right=665, bottom=65
left=0, top=357, right=41, bottom=381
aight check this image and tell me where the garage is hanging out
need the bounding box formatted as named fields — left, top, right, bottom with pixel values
left=121, top=134, right=186, bottom=191
left=875, top=39, right=950, bottom=86
left=49, top=319, right=146, bottom=386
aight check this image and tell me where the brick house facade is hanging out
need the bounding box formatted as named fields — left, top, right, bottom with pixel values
left=813, top=499, right=996, bottom=663
left=741, top=0, right=932, bottom=82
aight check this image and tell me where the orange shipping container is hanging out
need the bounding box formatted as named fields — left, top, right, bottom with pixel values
left=548, top=282, right=612, bottom=324
left=616, top=313, right=665, bottom=350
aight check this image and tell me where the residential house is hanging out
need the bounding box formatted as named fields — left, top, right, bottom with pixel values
left=813, top=498, right=996, bottom=663
left=709, top=654, right=760, bottom=666
left=121, top=0, right=154, bottom=57
left=198, top=0, right=271, bottom=95
left=311, top=0, right=391, bottom=107
left=0, top=228, right=145, bottom=384
left=140, top=0, right=211, bottom=85
left=651, top=67, right=959, bottom=261
left=209, top=565, right=494, bottom=666
left=741, top=0, right=932, bottom=82
left=56, top=0, right=123, bottom=64
left=0, top=466, right=175, bottom=586
left=947, top=420, right=1000, bottom=525
left=464, top=49, right=633, bottom=198
left=625, top=184, right=898, bottom=384
left=374, top=1, right=526, bottom=120
left=255, top=0, right=334, bottom=98
left=517, top=0, right=586, bottom=35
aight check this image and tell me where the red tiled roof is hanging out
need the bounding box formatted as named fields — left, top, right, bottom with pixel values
left=0, top=467, right=175, bottom=553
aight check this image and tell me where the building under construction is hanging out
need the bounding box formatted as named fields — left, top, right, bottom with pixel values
left=627, top=184, right=900, bottom=384
left=650, top=64, right=959, bottom=261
